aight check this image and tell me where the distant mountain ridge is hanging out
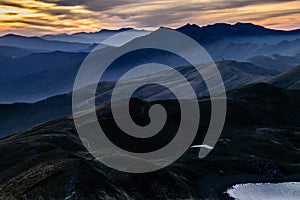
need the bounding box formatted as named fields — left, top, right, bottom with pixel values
left=0, top=51, right=88, bottom=103
left=205, top=38, right=300, bottom=62
left=177, top=22, right=300, bottom=44
left=2, top=22, right=300, bottom=47
left=0, top=34, right=95, bottom=52
left=1, top=22, right=299, bottom=58
left=248, top=53, right=300, bottom=71
left=42, top=28, right=150, bottom=44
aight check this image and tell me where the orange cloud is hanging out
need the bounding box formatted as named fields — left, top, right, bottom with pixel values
left=0, top=0, right=299, bottom=36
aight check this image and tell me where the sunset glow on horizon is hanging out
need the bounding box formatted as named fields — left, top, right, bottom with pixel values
left=0, top=0, right=299, bottom=36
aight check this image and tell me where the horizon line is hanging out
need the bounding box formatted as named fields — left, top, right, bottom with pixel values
left=1, top=22, right=300, bottom=37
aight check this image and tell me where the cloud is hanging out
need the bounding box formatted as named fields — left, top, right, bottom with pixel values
left=0, top=1, right=26, bottom=9
left=98, top=0, right=300, bottom=28
left=0, top=0, right=299, bottom=35
left=38, top=0, right=147, bottom=11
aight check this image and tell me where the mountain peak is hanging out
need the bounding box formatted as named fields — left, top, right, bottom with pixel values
left=184, top=23, right=199, bottom=27
left=2, top=33, right=24, bottom=38
left=177, top=22, right=284, bottom=32
left=234, top=22, right=256, bottom=26
left=99, top=27, right=133, bottom=33
left=178, top=23, right=201, bottom=30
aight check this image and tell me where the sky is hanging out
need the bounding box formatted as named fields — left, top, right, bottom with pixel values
left=0, top=0, right=299, bottom=36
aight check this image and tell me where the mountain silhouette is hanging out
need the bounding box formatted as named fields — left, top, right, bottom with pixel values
left=177, top=22, right=300, bottom=44
left=0, top=34, right=95, bottom=52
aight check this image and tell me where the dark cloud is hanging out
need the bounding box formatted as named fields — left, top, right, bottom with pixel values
left=6, top=0, right=300, bottom=26
left=37, top=0, right=298, bottom=13
left=92, top=0, right=299, bottom=27
left=244, top=9, right=300, bottom=21
left=0, top=1, right=26, bottom=8
left=38, top=0, right=147, bottom=11
left=216, top=0, right=297, bottom=8
left=0, top=19, right=70, bottom=28
left=5, top=12, right=18, bottom=16
left=131, top=13, right=193, bottom=28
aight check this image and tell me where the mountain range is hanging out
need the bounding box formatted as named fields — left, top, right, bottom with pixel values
left=0, top=34, right=95, bottom=52
left=249, top=53, right=300, bottom=71
left=177, top=22, right=300, bottom=43
left=1, top=22, right=300, bottom=54
left=1, top=22, right=300, bottom=199
left=1, top=57, right=299, bottom=138
left=42, top=28, right=150, bottom=45
left=1, top=22, right=300, bottom=103
left=0, top=51, right=87, bottom=103
left=0, top=59, right=280, bottom=137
